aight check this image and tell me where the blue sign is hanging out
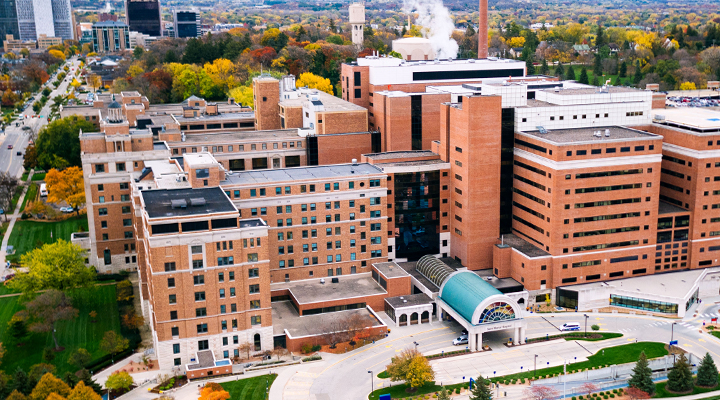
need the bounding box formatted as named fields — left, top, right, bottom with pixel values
left=670, top=340, right=678, bottom=345
left=379, top=395, right=391, bottom=400
left=469, top=377, right=475, bottom=389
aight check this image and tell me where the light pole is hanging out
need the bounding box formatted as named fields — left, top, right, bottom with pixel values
left=368, top=370, right=373, bottom=394
left=671, top=322, right=678, bottom=363
left=563, top=359, right=567, bottom=400
left=584, top=314, right=589, bottom=337
left=534, top=354, right=538, bottom=377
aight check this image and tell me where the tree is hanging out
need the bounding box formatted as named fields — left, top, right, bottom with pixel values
left=7, top=390, right=27, bottom=400
left=0, top=172, right=19, bottom=221
left=437, top=386, right=451, bottom=400
left=469, top=375, right=492, bottom=400
left=30, top=373, right=71, bottom=400
left=99, top=331, right=129, bottom=362
left=628, top=351, right=655, bottom=395
left=67, top=381, right=101, bottom=400
left=565, top=64, right=575, bottom=81
left=555, top=63, right=565, bottom=78
left=526, top=56, right=536, bottom=75
left=88, top=75, right=101, bottom=93
left=0, top=342, right=3, bottom=366
left=667, top=353, right=693, bottom=393
left=68, top=348, right=91, bottom=369
left=12, top=368, right=32, bottom=395
left=580, top=382, right=599, bottom=397
left=386, top=348, right=420, bottom=382
left=63, top=371, right=80, bottom=388
left=9, top=240, right=94, bottom=294
left=35, top=116, right=94, bottom=170
left=42, top=348, right=55, bottom=363
left=45, top=167, right=85, bottom=212
left=540, top=59, right=549, bottom=75
left=260, top=28, right=289, bottom=53
left=228, top=86, right=254, bottom=109
left=18, top=290, right=78, bottom=351
left=74, top=370, right=102, bottom=395
left=626, top=387, right=650, bottom=400
left=116, top=280, right=133, bottom=302
left=238, top=342, right=254, bottom=360
left=199, top=383, right=230, bottom=400
left=619, top=61, right=627, bottom=78
left=296, top=72, right=333, bottom=95
left=697, top=352, right=718, bottom=388
left=7, top=315, right=29, bottom=346
left=524, top=385, right=559, bottom=400
left=48, top=50, right=66, bottom=61
left=679, top=82, right=697, bottom=90
left=28, top=363, right=56, bottom=382
left=578, top=67, right=590, bottom=84
left=104, top=371, right=133, bottom=391
left=133, top=46, right=144, bottom=60
left=273, top=346, right=289, bottom=361
left=405, top=355, right=434, bottom=390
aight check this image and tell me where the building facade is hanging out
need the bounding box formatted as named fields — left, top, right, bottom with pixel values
left=173, top=9, right=199, bottom=38
left=92, top=21, right=130, bottom=53
left=125, top=0, right=161, bottom=37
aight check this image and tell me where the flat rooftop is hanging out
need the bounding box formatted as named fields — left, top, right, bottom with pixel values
left=502, top=233, right=550, bottom=258
left=271, top=301, right=383, bottom=337
left=186, top=350, right=214, bottom=370
left=272, top=274, right=387, bottom=305
left=141, top=187, right=236, bottom=218
left=174, top=111, right=255, bottom=123
left=179, top=129, right=300, bottom=143
left=397, top=261, right=440, bottom=292
left=563, top=268, right=707, bottom=301
left=472, top=269, right=525, bottom=293
left=652, top=108, right=720, bottom=133
left=364, top=150, right=438, bottom=160
left=540, top=86, right=643, bottom=96
left=385, top=293, right=434, bottom=309
left=222, top=163, right=384, bottom=186
left=373, top=262, right=411, bottom=279
left=658, top=200, right=689, bottom=215
left=520, top=126, right=660, bottom=145
left=279, top=89, right=366, bottom=112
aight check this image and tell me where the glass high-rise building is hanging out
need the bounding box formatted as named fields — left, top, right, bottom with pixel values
left=5, top=0, right=71, bottom=43
left=173, top=9, right=198, bottom=38
left=0, top=0, right=19, bottom=45
left=125, top=0, right=161, bottom=37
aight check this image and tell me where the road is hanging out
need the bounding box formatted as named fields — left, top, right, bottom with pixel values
left=0, top=57, right=80, bottom=178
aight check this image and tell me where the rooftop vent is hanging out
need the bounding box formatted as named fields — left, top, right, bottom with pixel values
left=537, top=126, right=548, bottom=134
left=189, top=198, right=206, bottom=206
left=593, top=131, right=602, bottom=138
left=320, top=278, right=325, bottom=284
left=605, top=129, right=610, bottom=137
left=171, top=199, right=187, bottom=209
left=352, top=158, right=358, bottom=166
left=331, top=277, right=339, bottom=283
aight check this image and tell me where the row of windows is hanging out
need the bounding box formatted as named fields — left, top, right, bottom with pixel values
left=574, top=183, right=643, bottom=194
left=572, top=226, right=640, bottom=238
left=574, top=212, right=641, bottom=223
left=230, top=180, right=380, bottom=199
left=171, top=141, right=302, bottom=156
left=574, top=169, right=644, bottom=179
left=514, top=174, right=547, bottom=191
left=572, top=240, right=639, bottom=252
left=565, top=145, right=651, bottom=157
left=94, top=162, right=126, bottom=174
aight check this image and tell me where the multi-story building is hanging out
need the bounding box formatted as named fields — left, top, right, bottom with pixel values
left=91, top=21, right=130, bottom=53
left=37, top=33, right=61, bottom=49
left=2, top=34, right=35, bottom=52
left=0, top=0, right=20, bottom=47
left=9, top=0, right=72, bottom=42
left=125, top=0, right=161, bottom=37
left=173, top=9, right=199, bottom=38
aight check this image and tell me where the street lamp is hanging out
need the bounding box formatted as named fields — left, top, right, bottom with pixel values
left=368, top=370, right=373, bottom=394
left=671, top=322, right=678, bottom=363
left=584, top=314, right=589, bottom=337
left=534, top=354, right=538, bottom=377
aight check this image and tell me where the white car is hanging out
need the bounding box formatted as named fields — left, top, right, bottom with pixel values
left=60, top=206, right=74, bottom=213
left=453, top=334, right=469, bottom=345
left=560, top=323, right=581, bottom=332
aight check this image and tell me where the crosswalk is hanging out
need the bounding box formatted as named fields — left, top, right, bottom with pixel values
left=616, top=320, right=699, bottom=333
left=698, top=313, right=720, bottom=319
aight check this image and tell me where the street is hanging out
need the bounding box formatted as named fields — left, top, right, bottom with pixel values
left=0, top=57, right=80, bottom=178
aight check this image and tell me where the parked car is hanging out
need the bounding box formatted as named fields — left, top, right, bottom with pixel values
left=559, top=323, right=581, bottom=332
left=7, top=144, right=12, bottom=149
left=60, top=206, right=74, bottom=213
left=453, top=334, right=469, bottom=345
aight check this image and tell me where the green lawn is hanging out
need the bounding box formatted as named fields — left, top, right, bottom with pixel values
left=0, top=283, right=20, bottom=296
left=490, top=342, right=668, bottom=382
left=8, top=186, right=24, bottom=214
left=20, top=183, right=37, bottom=212
left=7, top=214, right=88, bottom=262
left=20, top=171, right=29, bottom=182
left=654, top=381, right=720, bottom=398
left=369, top=382, right=467, bottom=400
left=220, top=374, right=278, bottom=400
left=0, top=284, right=121, bottom=375
left=31, top=172, right=46, bottom=181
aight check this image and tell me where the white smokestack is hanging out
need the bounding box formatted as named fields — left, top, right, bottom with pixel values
left=402, top=0, right=459, bottom=59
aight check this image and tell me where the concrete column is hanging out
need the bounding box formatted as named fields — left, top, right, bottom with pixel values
left=429, top=309, right=433, bottom=325
left=478, top=331, right=483, bottom=350
left=513, top=327, right=519, bottom=345
left=396, top=314, right=400, bottom=328
left=469, top=332, right=476, bottom=352
left=436, top=304, right=442, bottom=321
left=519, top=326, right=525, bottom=344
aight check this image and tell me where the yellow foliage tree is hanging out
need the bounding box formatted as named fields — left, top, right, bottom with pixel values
left=30, top=373, right=71, bottom=400
left=507, top=37, right=526, bottom=48
left=296, top=72, right=333, bottom=95
left=45, top=166, right=85, bottom=210
left=70, top=78, right=81, bottom=89
left=304, top=43, right=321, bottom=51
left=198, top=383, right=230, bottom=400
left=127, top=64, right=145, bottom=78
left=48, top=49, right=66, bottom=60
left=679, top=82, right=697, bottom=90
left=406, top=25, right=423, bottom=38
left=227, top=86, right=254, bottom=109
left=203, top=58, right=237, bottom=92
left=405, top=355, right=435, bottom=390
left=67, top=381, right=101, bottom=400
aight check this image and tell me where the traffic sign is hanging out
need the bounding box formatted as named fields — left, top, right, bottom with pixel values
left=669, top=340, right=678, bottom=345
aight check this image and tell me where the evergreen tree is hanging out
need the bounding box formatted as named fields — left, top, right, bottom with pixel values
left=437, top=386, right=451, bottom=400
left=62, top=371, right=80, bottom=388
left=164, top=49, right=178, bottom=64
left=633, top=61, right=643, bottom=85
left=7, top=315, right=28, bottom=346
left=619, top=61, right=627, bottom=77
left=593, top=54, right=603, bottom=76
left=469, top=375, right=492, bottom=400
left=578, top=67, right=589, bottom=84
left=540, top=59, right=549, bottom=75
left=593, top=75, right=600, bottom=86
left=596, top=25, right=606, bottom=48
left=628, top=352, right=655, bottom=395
left=555, top=63, right=565, bottom=78
left=75, top=369, right=103, bottom=395
left=42, top=348, right=55, bottom=363
left=696, top=352, right=719, bottom=387
left=12, top=369, right=32, bottom=396
left=565, top=64, right=576, bottom=81
left=667, top=353, right=694, bottom=393
left=526, top=56, right=536, bottom=75
left=329, top=19, right=336, bottom=33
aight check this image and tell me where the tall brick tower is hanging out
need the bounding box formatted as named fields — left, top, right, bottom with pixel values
left=478, top=0, right=488, bottom=58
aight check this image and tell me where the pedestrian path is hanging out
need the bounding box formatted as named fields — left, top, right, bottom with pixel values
left=616, top=320, right=699, bottom=333
left=0, top=170, right=33, bottom=276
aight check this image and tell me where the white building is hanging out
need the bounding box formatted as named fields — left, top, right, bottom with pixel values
left=348, top=3, right=364, bottom=48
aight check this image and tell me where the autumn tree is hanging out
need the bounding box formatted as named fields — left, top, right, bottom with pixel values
left=67, top=381, right=101, bottom=400
left=7, top=390, right=27, bottom=400
left=628, top=351, right=655, bottom=395
left=697, top=352, right=718, bottom=388
left=626, top=387, right=649, bottom=400
left=199, top=382, right=230, bottom=400
left=260, top=28, right=289, bottom=53
left=296, top=72, right=333, bottom=94
left=17, top=290, right=79, bottom=351
left=9, top=240, right=94, bottom=294
left=68, top=348, right=92, bottom=369
left=524, top=385, right=559, bottom=400
left=228, top=86, right=254, bottom=109
left=45, top=166, right=85, bottom=212
left=580, top=382, right=599, bottom=397
left=29, top=363, right=56, bottom=382
left=88, top=75, right=102, bottom=92
left=104, top=371, right=133, bottom=391
left=405, top=355, right=434, bottom=391
left=100, top=331, right=129, bottom=362
left=0, top=172, right=19, bottom=221
left=238, top=342, right=254, bottom=360
left=29, top=373, right=71, bottom=400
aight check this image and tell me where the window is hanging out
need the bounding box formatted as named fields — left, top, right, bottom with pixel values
left=195, top=292, right=206, bottom=301
left=95, top=164, right=105, bottom=173
left=192, top=260, right=203, bottom=269
left=248, top=268, right=259, bottom=278
left=164, top=262, right=176, bottom=272
left=250, top=300, right=260, bottom=309
left=169, top=294, right=176, bottom=304
left=196, top=308, right=207, bottom=317
left=197, top=324, right=208, bottom=334
left=193, top=275, right=205, bottom=285
left=251, top=316, right=262, bottom=325
left=249, top=284, right=260, bottom=294
left=170, top=311, right=177, bottom=320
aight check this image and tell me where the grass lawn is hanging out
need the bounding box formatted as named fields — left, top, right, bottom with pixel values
left=8, top=186, right=24, bottom=213
left=0, top=283, right=20, bottom=296
left=31, top=172, right=46, bottom=181
left=0, top=284, right=121, bottom=375
left=369, top=381, right=466, bottom=400
left=654, top=381, right=720, bottom=398
left=220, top=374, right=278, bottom=400
left=490, top=342, right=668, bottom=383
left=710, top=331, right=720, bottom=340
left=20, top=183, right=37, bottom=212
left=21, top=171, right=29, bottom=182
left=7, top=214, right=88, bottom=262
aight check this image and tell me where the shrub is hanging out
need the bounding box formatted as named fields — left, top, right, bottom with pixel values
left=455, top=388, right=461, bottom=394
left=579, top=396, right=584, bottom=399
left=301, top=344, right=312, bottom=354
left=603, top=396, right=608, bottom=399
left=311, top=344, right=321, bottom=352
left=302, top=355, right=322, bottom=362
left=610, top=395, right=615, bottom=398
left=572, top=397, right=577, bottom=400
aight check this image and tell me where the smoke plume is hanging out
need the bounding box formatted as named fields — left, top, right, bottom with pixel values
left=403, top=0, right=459, bottom=59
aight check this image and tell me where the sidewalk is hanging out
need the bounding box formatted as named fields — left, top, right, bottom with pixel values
left=0, top=170, right=33, bottom=276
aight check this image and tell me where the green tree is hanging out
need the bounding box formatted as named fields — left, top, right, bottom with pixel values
left=595, top=25, right=605, bottom=48
left=12, top=368, right=32, bottom=395
left=619, top=61, right=627, bottom=78
left=329, top=19, right=336, bottom=33
left=75, top=369, right=102, bottom=395
left=34, top=116, right=94, bottom=170
left=42, top=348, right=55, bottom=363
left=633, top=61, right=643, bottom=85
left=565, top=64, right=576, bottom=81
left=63, top=371, right=80, bottom=388
left=260, top=28, right=289, bottom=53
left=28, top=363, right=56, bottom=383
left=104, top=371, right=133, bottom=391
left=667, top=353, right=694, bottom=393
left=578, top=67, right=590, bottom=84
left=697, top=352, right=719, bottom=387
left=30, top=373, right=70, bottom=400
left=593, top=54, right=602, bottom=76
left=555, top=63, right=565, bottom=78
left=133, top=46, right=144, bottom=59
left=99, top=331, right=129, bottom=362
left=526, top=56, right=536, bottom=75
left=9, top=240, right=94, bottom=295
left=68, top=348, right=92, bottom=369
left=326, top=35, right=344, bottom=45
left=628, top=351, right=655, bottom=395
left=437, top=386, right=451, bottom=400
left=540, top=59, right=549, bottom=75
left=7, top=315, right=28, bottom=346
left=18, top=290, right=79, bottom=351
left=470, top=375, right=493, bottom=400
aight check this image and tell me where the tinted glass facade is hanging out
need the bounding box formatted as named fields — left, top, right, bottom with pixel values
left=610, top=294, right=679, bottom=314
left=411, top=95, right=422, bottom=150
left=126, top=0, right=161, bottom=36
left=393, top=171, right=440, bottom=261
left=0, top=0, right=18, bottom=45
left=500, top=108, right=515, bottom=234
